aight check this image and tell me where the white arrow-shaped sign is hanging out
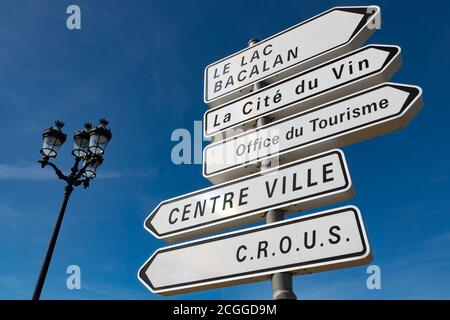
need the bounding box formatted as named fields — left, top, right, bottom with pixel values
left=138, top=206, right=371, bottom=296
left=203, top=82, right=423, bottom=184
left=204, top=44, right=401, bottom=138
left=204, top=6, right=380, bottom=107
left=145, top=149, right=352, bottom=243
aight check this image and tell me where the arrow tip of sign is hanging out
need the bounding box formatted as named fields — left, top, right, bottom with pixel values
left=387, top=82, right=423, bottom=99
left=369, top=43, right=401, bottom=53
left=143, top=215, right=164, bottom=240
left=137, top=263, right=153, bottom=293
left=333, top=5, right=380, bottom=15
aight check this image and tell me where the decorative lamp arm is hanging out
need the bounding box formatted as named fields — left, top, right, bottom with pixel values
left=38, top=159, right=67, bottom=181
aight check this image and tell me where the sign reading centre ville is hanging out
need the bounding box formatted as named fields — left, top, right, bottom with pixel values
left=138, top=206, right=371, bottom=296
left=204, top=45, right=401, bottom=138
left=204, top=83, right=423, bottom=184
left=204, top=6, right=380, bottom=107
left=145, top=150, right=352, bottom=243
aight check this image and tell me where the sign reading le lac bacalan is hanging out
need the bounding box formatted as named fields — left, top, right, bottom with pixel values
left=204, top=6, right=381, bottom=107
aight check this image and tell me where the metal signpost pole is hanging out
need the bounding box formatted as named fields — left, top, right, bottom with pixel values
left=139, top=5, right=423, bottom=300
left=249, top=38, right=297, bottom=300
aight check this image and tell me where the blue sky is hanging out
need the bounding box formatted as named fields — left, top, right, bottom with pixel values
left=0, top=0, right=449, bottom=300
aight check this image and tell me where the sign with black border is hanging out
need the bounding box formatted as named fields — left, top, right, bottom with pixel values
left=138, top=206, right=371, bottom=296
left=204, top=44, right=401, bottom=138
left=145, top=149, right=353, bottom=243
left=203, top=82, right=423, bottom=184
left=204, top=6, right=380, bottom=107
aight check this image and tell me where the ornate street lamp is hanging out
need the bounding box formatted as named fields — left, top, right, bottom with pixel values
left=83, top=155, right=103, bottom=179
left=32, top=119, right=112, bottom=300
left=88, top=118, right=112, bottom=155
left=72, top=123, right=92, bottom=158
left=40, top=121, right=67, bottom=158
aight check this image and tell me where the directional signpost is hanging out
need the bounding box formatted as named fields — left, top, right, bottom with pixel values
left=204, top=83, right=423, bottom=184
left=146, top=149, right=353, bottom=242
left=204, top=6, right=380, bottom=107
left=204, top=45, right=401, bottom=138
left=139, top=206, right=371, bottom=296
left=139, top=4, right=424, bottom=300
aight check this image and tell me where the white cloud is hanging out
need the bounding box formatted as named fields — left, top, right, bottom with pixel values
left=0, top=163, right=53, bottom=181
left=98, top=168, right=158, bottom=180
left=0, top=162, right=158, bottom=181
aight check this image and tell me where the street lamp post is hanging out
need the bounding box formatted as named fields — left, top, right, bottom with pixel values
left=32, top=119, right=112, bottom=300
